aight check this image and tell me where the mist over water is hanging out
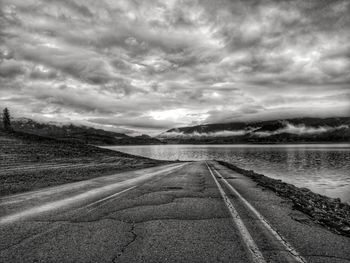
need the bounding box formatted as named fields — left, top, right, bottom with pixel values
left=105, top=144, right=350, bottom=203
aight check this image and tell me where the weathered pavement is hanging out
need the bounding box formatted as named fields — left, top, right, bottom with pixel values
left=0, top=161, right=349, bottom=263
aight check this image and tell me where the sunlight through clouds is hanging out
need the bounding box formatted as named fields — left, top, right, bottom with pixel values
left=0, top=0, right=349, bottom=134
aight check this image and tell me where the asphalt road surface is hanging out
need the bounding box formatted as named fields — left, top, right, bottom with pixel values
left=0, top=161, right=349, bottom=263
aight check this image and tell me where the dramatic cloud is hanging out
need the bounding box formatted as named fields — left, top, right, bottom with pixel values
left=1, top=0, right=349, bottom=134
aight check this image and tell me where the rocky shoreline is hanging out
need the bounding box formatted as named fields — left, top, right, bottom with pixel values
left=217, top=160, right=350, bottom=238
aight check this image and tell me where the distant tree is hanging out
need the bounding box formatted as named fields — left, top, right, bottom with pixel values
left=3, top=107, right=12, bottom=131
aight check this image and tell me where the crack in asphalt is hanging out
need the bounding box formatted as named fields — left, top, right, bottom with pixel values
left=0, top=214, right=229, bottom=253
left=0, top=224, right=62, bottom=252
left=102, top=195, right=222, bottom=218
left=303, top=254, right=350, bottom=262
left=1, top=188, right=219, bottom=254
left=1, top=215, right=230, bottom=254
left=112, top=222, right=137, bottom=263
left=0, top=218, right=129, bottom=252
left=33, top=216, right=229, bottom=225
left=29, top=218, right=128, bottom=224
left=0, top=163, right=226, bottom=261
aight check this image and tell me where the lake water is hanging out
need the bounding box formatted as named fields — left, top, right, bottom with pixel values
left=104, top=144, right=350, bottom=203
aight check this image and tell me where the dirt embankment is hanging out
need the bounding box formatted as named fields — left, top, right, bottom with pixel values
left=217, top=160, right=350, bottom=238
left=0, top=131, right=170, bottom=196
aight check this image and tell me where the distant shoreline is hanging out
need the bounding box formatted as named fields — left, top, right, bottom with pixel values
left=102, top=142, right=350, bottom=147
left=104, top=143, right=350, bottom=204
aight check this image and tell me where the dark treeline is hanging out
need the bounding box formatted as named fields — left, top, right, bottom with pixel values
left=1, top=107, right=12, bottom=132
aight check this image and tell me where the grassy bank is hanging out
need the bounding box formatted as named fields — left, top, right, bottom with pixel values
left=0, top=131, right=170, bottom=196
left=217, top=160, right=350, bottom=238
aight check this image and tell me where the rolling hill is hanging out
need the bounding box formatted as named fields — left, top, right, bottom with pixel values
left=158, top=117, right=350, bottom=144
left=7, top=118, right=162, bottom=145
left=0, top=129, right=166, bottom=196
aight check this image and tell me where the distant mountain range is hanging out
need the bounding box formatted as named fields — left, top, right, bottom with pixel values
left=157, top=117, right=350, bottom=144
left=8, top=118, right=162, bottom=145
left=2, top=117, right=349, bottom=145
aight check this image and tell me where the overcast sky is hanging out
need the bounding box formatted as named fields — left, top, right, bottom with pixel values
left=1, top=0, right=349, bottom=135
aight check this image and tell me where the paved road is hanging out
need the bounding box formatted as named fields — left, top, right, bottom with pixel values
left=0, top=161, right=349, bottom=263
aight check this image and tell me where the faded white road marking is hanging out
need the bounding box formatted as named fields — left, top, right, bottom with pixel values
left=0, top=163, right=186, bottom=225
left=206, top=162, right=267, bottom=263
left=210, top=162, right=307, bottom=263
left=85, top=186, right=137, bottom=213
left=0, top=163, right=184, bottom=204
left=85, top=186, right=137, bottom=208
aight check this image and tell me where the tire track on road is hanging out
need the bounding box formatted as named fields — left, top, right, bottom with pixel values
left=206, top=162, right=267, bottom=263
left=0, top=163, right=186, bottom=225
left=207, top=161, right=307, bottom=263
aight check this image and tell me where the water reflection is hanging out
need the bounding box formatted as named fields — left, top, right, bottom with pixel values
left=104, top=144, right=350, bottom=203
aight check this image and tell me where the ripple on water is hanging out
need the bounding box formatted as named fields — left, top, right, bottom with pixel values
left=104, top=144, right=350, bottom=203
